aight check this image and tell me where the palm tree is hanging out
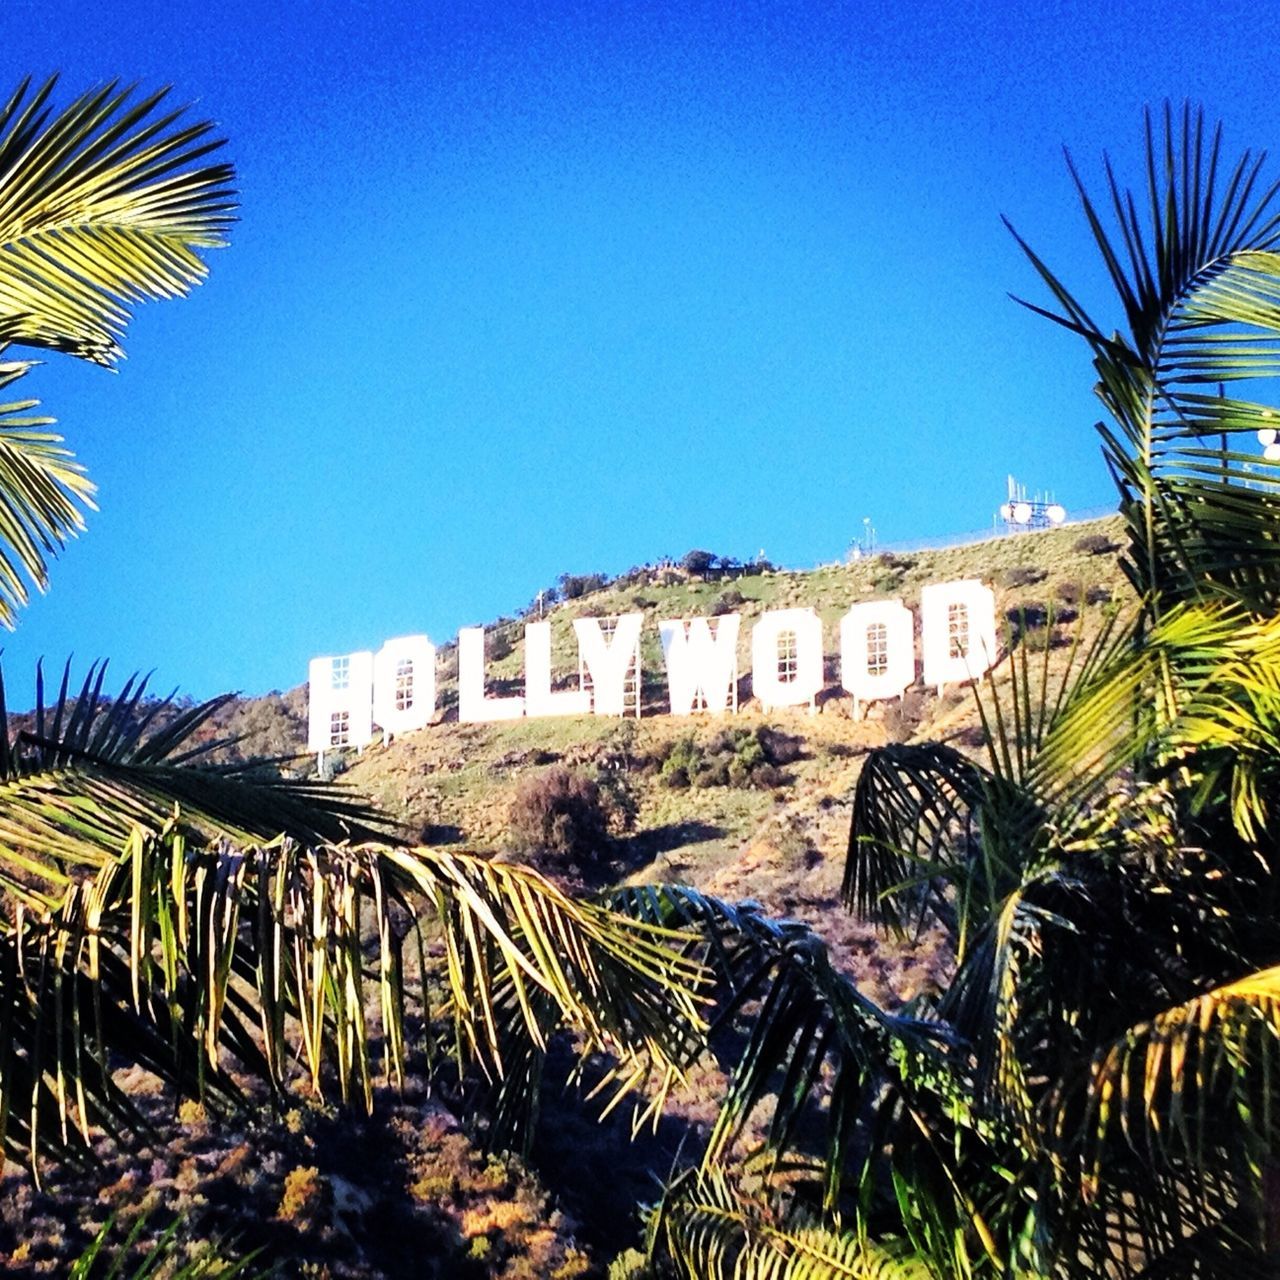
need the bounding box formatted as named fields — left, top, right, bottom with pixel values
left=0, top=77, right=709, bottom=1184
left=0, top=75, right=236, bottom=625
left=633, top=105, right=1280, bottom=1279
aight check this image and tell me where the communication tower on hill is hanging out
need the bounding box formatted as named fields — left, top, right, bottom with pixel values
left=999, top=475, right=1066, bottom=532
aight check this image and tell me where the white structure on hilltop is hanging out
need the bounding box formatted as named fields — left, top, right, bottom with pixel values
left=308, top=579, right=997, bottom=758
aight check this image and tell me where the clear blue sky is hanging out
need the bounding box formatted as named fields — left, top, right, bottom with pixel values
left=3, top=0, right=1279, bottom=703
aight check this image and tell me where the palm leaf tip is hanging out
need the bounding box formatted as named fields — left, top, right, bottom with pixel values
left=0, top=76, right=238, bottom=366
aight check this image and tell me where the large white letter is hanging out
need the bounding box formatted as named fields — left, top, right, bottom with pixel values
left=458, top=626, right=524, bottom=722
left=574, top=613, right=643, bottom=716
left=658, top=614, right=740, bottom=715
left=373, top=635, right=437, bottom=741
left=751, top=608, right=824, bottom=711
left=839, top=600, right=914, bottom=713
left=524, top=621, right=591, bottom=718
left=921, top=579, right=998, bottom=693
left=308, top=651, right=374, bottom=753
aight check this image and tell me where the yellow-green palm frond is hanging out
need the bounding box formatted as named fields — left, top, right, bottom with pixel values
left=611, top=884, right=983, bottom=1252
left=1010, top=104, right=1280, bottom=611
left=1088, top=964, right=1280, bottom=1169
left=0, top=660, right=387, bottom=911
left=385, top=846, right=709, bottom=1149
left=2, top=826, right=709, bottom=1173
left=0, top=357, right=95, bottom=626
left=646, top=1167, right=933, bottom=1280
left=0, top=75, right=235, bottom=365
left=68, top=1209, right=267, bottom=1280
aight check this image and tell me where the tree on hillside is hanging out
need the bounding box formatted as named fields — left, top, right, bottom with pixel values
left=680, top=548, right=717, bottom=579
left=631, top=105, right=1280, bottom=1278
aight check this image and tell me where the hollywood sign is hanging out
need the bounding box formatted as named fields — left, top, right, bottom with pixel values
left=308, top=579, right=997, bottom=754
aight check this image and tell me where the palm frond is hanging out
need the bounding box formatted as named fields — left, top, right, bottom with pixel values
left=389, top=847, right=709, bottom=1149
left=647, top=1167, right=933, bottom=1280
left=1011, top=104, right=1280, bottom=610
left=0, top=76, right=235, bottom=365
left=0, top=357, right=95, bottom=626
left=0, top=825, right=710, bottom=1171
left=1064, top=1157, right=1270, bottom=1279
left=0, top=660, right=388, bottom=909
left=612, top=885, right=959, bottom=1221
left=69, top=1207, right=269, bottom=1278
left=844, top=742, right=986, bottom=938
left=1087, top=964, right=1280, bottom=1170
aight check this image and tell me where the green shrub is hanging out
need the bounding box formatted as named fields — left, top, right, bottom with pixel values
left=658, top=728, right=790, bottom=790
left=876, top=552, right=916, bottom=572
left=882, top=689, right=928, bottom=743
left=558, top=572, right=609, bottom=600
left=659, top=736, right=699, bottom=789
left=488, top=627, right=515, bottom=661
left=1005, top=601, right=1049, bottom=630
left=680, top=549, right=717, bottom=578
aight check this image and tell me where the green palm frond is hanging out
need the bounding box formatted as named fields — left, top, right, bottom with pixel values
left=647, top=1167, right=933, bottom=1280
left=0, top=660, right=387, bottom=909
left=1155, top=607, right=1280, bottom=839
left=69, top=1208, right=269, bottom=1278
left=844, top=742, right=987, bottom=938
left=612, top=887, right=959, bottom=1216
left=390, top=846, right=708, bottom=1149
left=2, top=825, right=709, bottom=1172
left=1060, top=1158, right=1270, bottom=1279
left=0, top=357, right=95, bottom=626
left=1010, top=103, right=1280, bottom=611
left=0, top=76, right=235, bottom=365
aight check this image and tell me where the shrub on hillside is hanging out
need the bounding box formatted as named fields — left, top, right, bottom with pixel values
left=756, top=725, right=804, bottom=766
left=876, top=552, right=916, bottom=572
left=658, top=727, right=791, bottom=790
left=508, top=766, right=611, bottom=860
left=615, top=564, right=651, bottom=588
left=1073, top=532, right=1118, bottom=555
left=882, top=688, right=929, bottom=743
left=519, top=585, right=561, bottom=616
left=680, top=549, right=718, bottom=579
left=1055, top=580, right=1082, bottom=606
left=1005, top=601, right=1050, bottom=630
left=488, top=626, right=515, bottom=662
left=1001, top=565, right=1046, bottom=588
left=558, top=572, right=609, bottom=600
left=1085, top=584, right=1113, bottom=605
left=712, top=587, right=746, bottom=614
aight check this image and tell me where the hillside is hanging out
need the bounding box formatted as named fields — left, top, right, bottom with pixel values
left=0, top=516, right=1135, bottom=1275
left=206, top=516, right=1129, bottom=994
left=20, top=515, right=1127, bottom=984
